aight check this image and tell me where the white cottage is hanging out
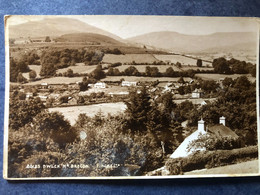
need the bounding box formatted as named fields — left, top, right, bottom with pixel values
left=170, top=116, right=238, bottom=159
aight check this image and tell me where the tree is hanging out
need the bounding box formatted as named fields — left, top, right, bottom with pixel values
left=9, top=96, right=45, bottom=129
left=91, top=65, right=105, bottom=80
left=45, top=36, right=51, bottom=42
left=125, top=86, right=151, bottom=132
left=34, top=111, right=77, bottom=148
left=40, top=63, right=56, bottom=77
left=165, top=67, right=175, bottom=77
left=196, top=59, right=202, bottom=67
left=29, top=70, right=37, bottom=80
left=124, top=66, right=140, bottom=76
left=176, top=62, right=182, bottom=68
left=66, top=69, right=74, bottom=77
left=79, top=77, right=89, bottom=91
left=77, top=96, right=85, bottom=104
left=212, top=57, right=231, bottom=74
left=178, top=76, right=185, bottom=84
left=222, top=77, right=233, bottom=88
left=17, top=72, right=27, bottom=83
left=234, top=76, right=251, bottom=90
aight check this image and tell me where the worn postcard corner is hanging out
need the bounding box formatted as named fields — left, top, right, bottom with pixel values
left=3, top=15, right=260, bottom=180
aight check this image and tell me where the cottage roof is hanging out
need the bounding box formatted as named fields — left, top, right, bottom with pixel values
left=193, top=88, right=203, bottom=93
left=208, top=124, right=238, bottom=138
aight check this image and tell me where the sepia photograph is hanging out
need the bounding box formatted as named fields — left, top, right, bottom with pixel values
left=3, top=15, right=259, bottom=179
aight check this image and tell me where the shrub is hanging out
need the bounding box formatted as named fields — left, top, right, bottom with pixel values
left=165, top=146, right=258, bottom=175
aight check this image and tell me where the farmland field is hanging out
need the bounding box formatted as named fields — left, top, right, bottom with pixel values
left=185, top=160, right=258, bottom=175
left=48, top=102, right=127, bottom=125
left=109, top=64, right=181, bottom=72
left=102, top=54, right=159, bottom=64
left=22, top=65, right=42, bottom=80
left=102, top=76, right=192, bottom=82
left=154, top=54, right=213, bottom=66
left=181, top=66, right=214, bottom=71
left=195, top=73, right=256, bottom=82
left=24, top=76, right=84, bottom=85
left=56, top=63, right=98, bottom=74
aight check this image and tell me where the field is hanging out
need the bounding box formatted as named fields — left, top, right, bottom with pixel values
left=195, top=73, right=256, bottom=82
left=189, top=51, right=257, bottom=64
left=185, top=160, right=258, bottom=175
left=154, top=54, right=212, bottom=67
left=101, top=76, right=192, bottom=82
left=108, top=64, right=181, bottom=72
left=24, top=76, right=83, bottom=85
left=181, top=66, right=214, bottom=71
left=56, top=63, right=98, bottom=74
left=22, top=65, right=42, bottom=80
left=102, top=54, right=159, bottom=64
left=48, top=102, right=127, bottom=125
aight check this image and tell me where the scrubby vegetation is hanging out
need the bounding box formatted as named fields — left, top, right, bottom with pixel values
left=165, top=146, right=258, bottom=175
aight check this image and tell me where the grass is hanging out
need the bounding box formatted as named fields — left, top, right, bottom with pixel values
left=24, top=76, right=83, bottom=85
left=22, top=65, right=42, bottom=80
left=181, top=66, right=214, bottom=71
left=195, top=73, right=256, bottom=82
left=110, top=64, right=181, bottom=72
left=48, top=102, right=127, bottom=125
left=101, top=76, right=192, bottom=82
left=184, top=160, right=258, bottom=175
left=154, top=54, right=202, bottom=66
left=102, top=54, right=159, bottom=64
left=56, top=63, right=98, bottom=74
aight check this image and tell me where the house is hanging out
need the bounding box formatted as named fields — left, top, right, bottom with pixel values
left=192, top=88, right=203, bottom=98
left=40, top=83, right=49, bottom=89
left=121, top=81, right=137, bottom=87
left=94, top=82, right=106, bottom=89
left=170, top=116, right=238, bottom=159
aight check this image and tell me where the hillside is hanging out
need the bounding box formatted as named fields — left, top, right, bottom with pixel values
left=8, top=17, right=122, bottom=41
left=128, top=31, right=257, bottom=53
left=55, top=33, right=124, bottom=45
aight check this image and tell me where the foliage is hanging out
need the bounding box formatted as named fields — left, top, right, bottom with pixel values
left=10, top=58, right=30, bottom=82
left=17, top=72, right=27, bottom=83
left=212, top=57, right=231, bottom=74
left=124, top=86, right=151, bottom=132
left=29, top=70, right=37, bottom=80
left=165, top=146, right=258, bottom=175
left=45, top=36, right=51, bottom=42
left=9, top=95, right=45, bottom=129
left=90, top=65, right=106, bottom=80
left=196, top=59, right=202, bottom=67
left=187, top=133, right=241, bottom=152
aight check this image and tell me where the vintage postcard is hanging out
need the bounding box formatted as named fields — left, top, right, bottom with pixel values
left=3, top=15, right=260, bottom=179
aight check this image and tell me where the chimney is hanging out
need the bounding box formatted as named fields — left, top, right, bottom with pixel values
left=219, top=116, right=226, bottom=126
left=198, top=118, right=205, bottom=133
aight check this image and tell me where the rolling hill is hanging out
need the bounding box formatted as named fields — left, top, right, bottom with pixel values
left=8, top=17, right=122, bottom=41
left=54, top=33, right=124, bottom=45
left=127, top=31, right=257, bottom=53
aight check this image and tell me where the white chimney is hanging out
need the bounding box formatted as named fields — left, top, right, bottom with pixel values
left=198, top=118, right=205, bottom=133
left=219, top=116, right=226, bottom=126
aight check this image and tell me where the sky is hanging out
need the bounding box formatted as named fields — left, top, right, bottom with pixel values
left=6, top=15, right=259, bottom=39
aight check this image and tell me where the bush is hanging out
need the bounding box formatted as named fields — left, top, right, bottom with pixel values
left=165, top=146, right=258, bottom=175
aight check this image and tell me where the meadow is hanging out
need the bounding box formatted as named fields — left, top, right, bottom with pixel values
left=48, top=102, right=127, bottom=125
left=102, top=54, right=159, bottom=64
left=101, top=76, right=192, bottom=82
left=195, top=73, right=256, bottom=82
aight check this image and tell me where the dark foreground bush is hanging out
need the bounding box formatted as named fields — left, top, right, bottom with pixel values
left=165, top=146, right=258, bottom=175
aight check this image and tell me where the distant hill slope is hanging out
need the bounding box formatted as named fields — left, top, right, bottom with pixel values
left=55, top=33, right=124, bottom=45
left=127, top=31, right=257, bottom=53
left=9, top=17, right=122, bottom=41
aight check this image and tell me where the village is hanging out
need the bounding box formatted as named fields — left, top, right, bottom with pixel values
left=6, top=16, right=258, bottom=178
